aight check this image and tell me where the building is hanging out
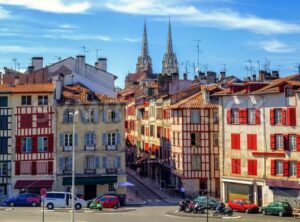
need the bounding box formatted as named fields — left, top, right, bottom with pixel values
left=217, top=73, right=300, bottom=207
left=54, top=82, right=127, bottom=200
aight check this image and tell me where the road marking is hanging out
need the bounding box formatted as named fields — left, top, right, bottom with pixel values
left=222, top=216, right=241, bottom=219
left=84, top=210, right=93, bottom=213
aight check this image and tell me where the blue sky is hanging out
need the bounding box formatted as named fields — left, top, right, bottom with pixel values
left=0, top=0, right=300, bottom=87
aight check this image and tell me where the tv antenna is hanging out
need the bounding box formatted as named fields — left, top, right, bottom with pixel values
left=246, top=60, right=254, bottom=76
left=222, top=64, right=227, bottom=72
left=193, top=40, right=202, bottom=70
left=12, top=58, right=17, bottom=70
left=80, top=46, right=88, bottom=56
left=295, top=64, right=300, bottom=73
left=92, top=48, right=101, bottom=60
left=54, top=56, right=62, bottom=61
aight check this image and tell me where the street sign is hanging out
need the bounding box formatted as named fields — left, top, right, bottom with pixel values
left=40, top=188, right=47, bottom=222
left=40, top=188, right=47, bottom=197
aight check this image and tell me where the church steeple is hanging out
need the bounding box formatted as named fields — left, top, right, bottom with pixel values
left=136, top=20, right=152, bottom=74
left=162, top=19, right=178, bottom=75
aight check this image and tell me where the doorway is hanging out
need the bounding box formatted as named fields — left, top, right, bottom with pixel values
left=84, top=185, right=97, bottom=200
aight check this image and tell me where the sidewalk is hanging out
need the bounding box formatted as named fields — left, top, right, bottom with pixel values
left=126, top=167, right=181, bottom=204
left=126, top=186, right=146, bottom=206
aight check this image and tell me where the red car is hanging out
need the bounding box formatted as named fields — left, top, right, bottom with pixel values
left=96, top=195, right=120, bottom=209
left=228, top=199, right=259, bottom=213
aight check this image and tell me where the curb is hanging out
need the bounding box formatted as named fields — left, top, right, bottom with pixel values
left=43, top=208, right=136, bottom=213
left=166, top=210, right=222, bottom=219
left=0, top=207, right=14, bottom=211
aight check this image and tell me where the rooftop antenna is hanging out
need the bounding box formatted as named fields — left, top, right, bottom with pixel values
left=256, top=60, right=261, bottom=73
left=54, top=56, right=62, bottom=61
left=222, top=64, right=227, bottom=72
left=92, top=48, right=101, bottom=60
left=263, top=59, right=271, bottom=72
left=201, top=64, right=208, bottom=73
left=246, top=59, right=254, bottom=76
left=12, top=58, right=17, bottom=70
left=295, top=64, right=300, bottom=73
left=80, top=46, right=88, bottom=56
left=17, top=62, right=20, bottom=71
left=193, top=40, right=202, bottom=70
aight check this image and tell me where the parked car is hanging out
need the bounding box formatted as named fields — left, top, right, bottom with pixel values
left=44, top=192, right=86, bottom=210
left=193, top=196, right=218, bottom=209
left=5, top=193, right=41, bottom=207
left=228, top=199, right=259, bottom=213
left=95, top=195, right=120, bottom=209
left=86, top=193, right=126, bottom=208
left=261, top=201, right=293, bottom=217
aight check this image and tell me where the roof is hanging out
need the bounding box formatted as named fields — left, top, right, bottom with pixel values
left=60, top=82, right=126, bottom=105
left=169, top=82, right=202, bottom=104
left=0, top=83, right=54, bottom=93
left=169, top=91, right=218, bottom=109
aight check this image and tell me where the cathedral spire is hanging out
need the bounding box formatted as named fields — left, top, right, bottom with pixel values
left=141, top=20, right=149, bottom=57
left=162, top=19, right=178, bottom=75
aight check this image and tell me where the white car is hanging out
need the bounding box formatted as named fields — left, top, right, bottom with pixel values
left=43, top=192, right=86, bottom=210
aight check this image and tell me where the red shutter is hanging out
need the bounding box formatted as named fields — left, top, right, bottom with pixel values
left=252, top=135, right=257, bottom=150
left=247, top=134, right=252, bottom=150
left=231, top=134, right=240, bottom=149
left=48, top=135, right=53, bottom=153
left=253, top=160, right=257, bottom=176
left=231, top=134, right=235, bottom=149
left=231, top=159, right=236, bottom=174
left=15, top=161, right=20, bottom=175
left=297, top=162, right=300, bottom=178
left=227, top=109, right=232, bottom=124
left=297, top=135, right=300, bottom=151
left=48, top=161, right=53, bottom=175
left=270, top=134, right=276, bottom=150
left=239, top=109, right=247, bottom=124
left=271, top=160, right=276, bottom=176
left=284, top=135, right=289, bottom=150
left=255, top=109, right=261, bottom=125
left=236, top=159, right=241, bottom=174
left=283, top=160, right=289, bottom=177
left=32, top=136, right=37, bottom=153
left=32, top=161, right=37, bottom=175
left=270, top=109, right=275, bottom=125
left=16, top=136, right=21, bottom=153
left=287, top=107, right=296, bottom=126
left=236, top=134, right=240, bottom=149
left=282, top=108, right=287, bottom=125
left=248, top=160, right=253, bottom=175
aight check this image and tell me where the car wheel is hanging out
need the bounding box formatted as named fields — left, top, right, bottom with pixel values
left=279, top=212, right=283, bottom=217
left=9, top=202, right=14, bottom=207
left=32, top=202, right=37, bottom=207
left=213, top=212, right=218, bottom=216
left=47, top=203, right=54, bottom=210
left=245, top=209, right=249, bottom=214
left=262, top=210, right=266, bottom=215
left=113, top=204, right=118, bottom=209
left=99, top=207, right=102, bottom=211
left=228, top=211, right=233, bottom=216
left=75, top=204, right=82, bottom=210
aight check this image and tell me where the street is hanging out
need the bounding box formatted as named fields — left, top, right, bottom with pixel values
left=0, top=206, right=296, bottom=222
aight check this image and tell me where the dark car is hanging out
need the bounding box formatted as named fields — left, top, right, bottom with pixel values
left=5, top=193, right=41, bottom=207
left=193, top=196, right=218, bottom=209
left=261, top=201, right=293, bottom=217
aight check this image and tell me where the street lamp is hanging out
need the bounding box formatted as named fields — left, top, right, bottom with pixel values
left=71, top=110, right=79, bottom=222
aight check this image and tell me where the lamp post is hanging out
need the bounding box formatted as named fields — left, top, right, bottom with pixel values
left=71, top=110, right=79, bottom=222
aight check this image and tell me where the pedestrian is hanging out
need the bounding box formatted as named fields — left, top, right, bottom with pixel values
left=180, top=186, right=185, bottom=199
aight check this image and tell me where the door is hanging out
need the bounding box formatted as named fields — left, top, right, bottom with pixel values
left=84, top=185, right=97, bottom=200
left=257, top=186, right=262, bottom=207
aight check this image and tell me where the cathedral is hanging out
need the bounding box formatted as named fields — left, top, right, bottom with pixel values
left=124, top=20, right=179, bottom=89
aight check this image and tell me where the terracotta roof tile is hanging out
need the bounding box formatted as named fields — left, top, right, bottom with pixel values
left=170, top=92, right=218, bottom=109
left=0, top=83, right=54, bottom=93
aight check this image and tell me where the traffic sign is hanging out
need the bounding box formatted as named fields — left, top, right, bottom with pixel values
left=40, top=188, right=47, bottom=197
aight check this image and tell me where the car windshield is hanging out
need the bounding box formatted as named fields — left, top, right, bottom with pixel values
left=282, top=202, right=291, bottom=208
left=242, top=200, right=251, bottom=204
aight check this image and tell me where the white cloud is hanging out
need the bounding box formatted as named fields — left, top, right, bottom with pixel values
left=99, top=0, right=300, bottom=34
left=43, top=33, right=111, bottom=41
left=123, top=37, right=140, bottom=42
left=0, top=6, right=11, bottom=19
left=0, top=0, right=90, bottom=14
left=257, top=39, right=294, bottom=53
left=58, top=24, right=78, bottom=29
left=0, top=45, right=77, bottom=54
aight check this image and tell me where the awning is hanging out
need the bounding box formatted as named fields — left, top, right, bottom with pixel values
left=15, top=180, right=53, bottom=189
left=62, top=176, right=117, bottom=185
left=267, top=179, right=300, bottom=190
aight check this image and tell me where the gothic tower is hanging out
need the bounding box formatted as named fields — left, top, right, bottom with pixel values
left=136, top=21, right=152, bottom=74
left=162, top=20, right=178, bottom=75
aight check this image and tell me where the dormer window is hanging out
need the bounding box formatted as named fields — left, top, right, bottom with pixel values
left=285, top=86, right=294, bottom=97
left=87, top=92, right=95, bottom=101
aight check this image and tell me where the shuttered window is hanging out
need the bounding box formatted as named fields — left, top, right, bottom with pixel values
left=287, top=107, right=296, bottom=126
left=231, top=159, right=241, bottom=174
left=275, top=134, right=284, bottom=150
left=231, top=109, right=239, bottom=124
left=247, top=109, right=255, bottom=124
left=231, top=134, right=240, bottom=149
left=276, top=160, right=283, bottom=175
left=247, top=134, right=257, bottom=150
left=289, top=135, right=296, bottom=151
left=289, top=161, right=297, bottom=177
left=20, top=161, right=31, bottom=174
left=248, top=159, right=257, bottom=176
left=191, top=110, right=200, bottom=124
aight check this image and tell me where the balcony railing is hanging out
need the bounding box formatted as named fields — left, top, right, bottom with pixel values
left=85, top=169, right=96, bottom=174
left=63, top=169, right=72, bottom=175
left=63, top=146, right=73, bottom=152
left=84, top=145, right=96, bottom=151
left=106, top=168, right=118, bottom=174
left=106, top=145, right=117, bottom=151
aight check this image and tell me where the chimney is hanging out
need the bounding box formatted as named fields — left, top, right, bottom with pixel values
left=252, top=74, right=257, bottom=82
left=55, top=79, right=63, bottom=100
left=28, top=66, right=34, bottom=75
left=96, top=58, right=107, bottom=72
left=32, top=57, right=43, bottom=70
left=207, top=71, right=217, bottom=84
left=272, top=70, right=279, bottom=78
left=183, top=73, right=187, bottom=80
left=259, top=70, right=267, bottom=82
left=76, top=55, right=85, bottom=75
left=220, top=71, right=226, bottom=80
left=194, top=75, right=198, bottom=81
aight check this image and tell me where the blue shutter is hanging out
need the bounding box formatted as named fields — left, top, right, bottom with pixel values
left=102, top=133, right=107, bottom=145
left=102, top=156, right=107, bottom=168
left=59, top=134, right=64, bottom=146
left=116, top=132, right=121, bottom=145
left=63, top=109, right=68, bottom=123
left=75, top=133, right=78, bottom=146
left=95, top=157, right=100, bottom=168
left=94, top=110, right=99, bottom=123
left=80, top=110, right=86, bottom=124
left=84, top=133, right=88, bottom=146
left=59, top=157, right=65, bottom=171
left=102, top=110, right=107, bottom=123
left=116, top=156, right=121, bottom=168
left=116, top=111, right=121, bottom=122
left=92, top=133, right=96, bottom=145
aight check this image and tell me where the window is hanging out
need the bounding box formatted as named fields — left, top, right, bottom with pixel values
left=107, top=133, right=116, bottom=146
left=247, top=134, right=257, bottom=150
left=191, top=155, right=201, bottom=170
left=0, top=138, right=8, bottom=154
left=85, top=110, right=96, bottom=123
left=21, top=96, right=31, bottom=105
left=63, top=109, right=74, bottom=123
left=213, top=110, right=219, bottom=124
left=289, top=161, right=297, bottom=177
left=64, top=133, right=73, bottom=147
left=150, top=106, right=155, bottom=118
left=177, top=132, right=180, bottom=146
left=37, top=113, right=49, bottom=128
left=248, top=108, right=255, bottom=124
left=85, top=133, right=96, bottom=146
left=107, top=110, right=116, bottom=122
left=248, top=159, right=257, bottom=176
left=38, top=95, right=48, bottom=105
left=0, top=162, right=7, bottom=176
left=214, top=156, right=219, bottom=170
left=213, top=133, right=218, bottom=146
left=38, top=137, right=48, bottom=152
left=0, top=116, right=8, bottom=130
left=276, top=160, right=283, bottom=175
left=231, top=109, right=239, bottom=124
left=150, top=125, right=154, bottom=137
left=36, top=162, right=47, bottom=174
left=274, top=108, right=282, bottom=125
left=20, top=114, right=32, bottom=128
left=285, top=86, right=294, bottom=97
left=0, top=186, right=5, bottom=195
left=157, top=126, right=162, bottom=138
left=108, top=183, right=115, bottom=192
left=275, top=134, right=283, bottom=150
left=191, top=132, right=201, bottom=146
left=231, top=159, right=241, bottom=174
left=173, top=132, right=176, bottom=145
left=289, top=135, right=296, bottom=151
left=231, top=134, right=240, bottom=149
left=65, top=157, right=72, bottom=171
left=21, top=137, right=32, bottom=153
left=191, top=110, right=200, bottom=124
left=86, top=156, right=96, bottom=169
left=20, top=162, right=31, bottom=174
left=0, top=97, right=8, bottom=107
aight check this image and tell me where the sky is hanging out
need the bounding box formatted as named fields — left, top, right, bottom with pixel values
left=0, top=0, right=300, bottom=88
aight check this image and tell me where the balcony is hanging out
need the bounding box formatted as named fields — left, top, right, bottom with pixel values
left=106, top=145, right=117, bottom=151
left=63, top=169, right=72, bottom=175
left=106, top=168, right=118, bottom=174
left=63, top=146, right=73, bottom=152
left=85, top=169, right=96, bottom=174
left=84, top=145, right=96, bottom=151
